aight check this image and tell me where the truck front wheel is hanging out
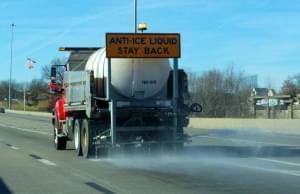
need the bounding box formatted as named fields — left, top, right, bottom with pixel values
left=53, top=117, right=67, bottom=150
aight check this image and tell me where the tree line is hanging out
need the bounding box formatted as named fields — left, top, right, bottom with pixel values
left=280, top=73, right=300, bottom=96
left=0, top=79, right=47, bottom=103
left=189, top=66, right=253, bottom=117
left=189, top=66, right=300, bottom=118
left=0, top=57, right=66, bottom=109
left=0, top=56, right=299, bottom=115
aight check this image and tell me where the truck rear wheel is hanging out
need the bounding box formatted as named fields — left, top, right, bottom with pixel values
left=74, top=119, right=82, bottom=156
left=81, top=119, right=95, bottom=158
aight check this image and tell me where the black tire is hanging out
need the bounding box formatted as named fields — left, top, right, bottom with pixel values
left=52, top=110, right=67, bottom=150
left=55, top=136, right=67, bottom=150
left=74, top=119, right=82, bottom=156
left=81, top=119, right=95, bottom=158
left=53, top=120, right=67, bottom=150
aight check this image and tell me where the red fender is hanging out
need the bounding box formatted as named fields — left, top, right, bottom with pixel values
left=55, top=95, right=67, bottom=129
left=55, top=97, right=66, bottom=120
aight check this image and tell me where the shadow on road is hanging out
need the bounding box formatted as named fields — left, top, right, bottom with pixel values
left=85, top=182, right=115, bottom=194
left=0, top=177, right=12, bottom=194
left=184, top=145, right=300, bottom=158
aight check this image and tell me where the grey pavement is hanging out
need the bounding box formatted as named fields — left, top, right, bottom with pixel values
left=1, top=113, right=300, bottom=193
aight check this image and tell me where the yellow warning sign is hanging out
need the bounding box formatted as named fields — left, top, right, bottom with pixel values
left=106, top=33, right=180, bottom=58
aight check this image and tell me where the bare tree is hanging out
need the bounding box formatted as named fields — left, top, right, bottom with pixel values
left=189, top=66, right=252, bottom=118
left=280, top=73, right=300, bottom=96
left=41, top=57, right=67, bottom=84
left=0, top=80, right=21, bottom=101
left=191, top=69, right=225, bottom=117
left=28, top=79, right=48, bottom=100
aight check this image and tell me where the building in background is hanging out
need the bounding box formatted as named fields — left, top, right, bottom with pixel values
left=250, top=88, right=300, bottom=119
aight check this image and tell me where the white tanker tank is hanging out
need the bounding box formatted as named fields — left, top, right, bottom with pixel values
left=85, top=48, right=171, bottom=99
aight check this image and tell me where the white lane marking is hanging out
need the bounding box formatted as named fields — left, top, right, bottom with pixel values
left=5, top=143, right=20, bottom=150
left=233, top=163, right=300, bottom=177
left=256, top=158, right=300, bottom=167
left=13, top=126, right=51, bottom=135
left=197, top=135, right=300, bottom=147
left=10, top=146, right=19, bottom=150
left=39, top=159, right=56, bottom=166
left=0, top=123, right=51, bottom=135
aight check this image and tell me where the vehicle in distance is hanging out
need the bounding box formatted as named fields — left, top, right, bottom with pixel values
left=0, top=107, right=5, bottom=113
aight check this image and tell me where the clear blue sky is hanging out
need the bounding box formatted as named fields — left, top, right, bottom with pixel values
left=0, top=0, right=300, bottom=89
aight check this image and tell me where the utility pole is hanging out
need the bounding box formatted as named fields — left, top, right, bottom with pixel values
left=23, top=82, right=26, bottom=112
left=9, top=23, right=15, bottom=110
left=134, top=0, right=137, bottom=33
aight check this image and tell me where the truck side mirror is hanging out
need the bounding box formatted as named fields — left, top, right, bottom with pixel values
left=190, top=103, right=202, bottom=113
left=51, top=67, right=56, bottom=80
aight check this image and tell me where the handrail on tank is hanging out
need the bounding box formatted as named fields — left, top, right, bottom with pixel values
left=93, top=97, right=109, bottom=101
left=59, top=47, right=102, bottom=51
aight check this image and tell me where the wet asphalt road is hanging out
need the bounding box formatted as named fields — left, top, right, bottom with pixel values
left=1, top=112, right=300, bottom=194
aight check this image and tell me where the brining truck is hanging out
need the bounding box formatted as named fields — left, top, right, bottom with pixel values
left=49, top=33, right=201, bottom=158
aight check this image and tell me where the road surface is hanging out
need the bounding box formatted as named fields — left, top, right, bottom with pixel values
left=1, top=113, right=300, bottom=194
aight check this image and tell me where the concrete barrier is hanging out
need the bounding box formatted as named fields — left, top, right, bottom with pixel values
left=188, top=118, right=300, bottom=135
left=6, top=110, right=52, bottom=118
left=6, top=109, right=300, bottom=135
